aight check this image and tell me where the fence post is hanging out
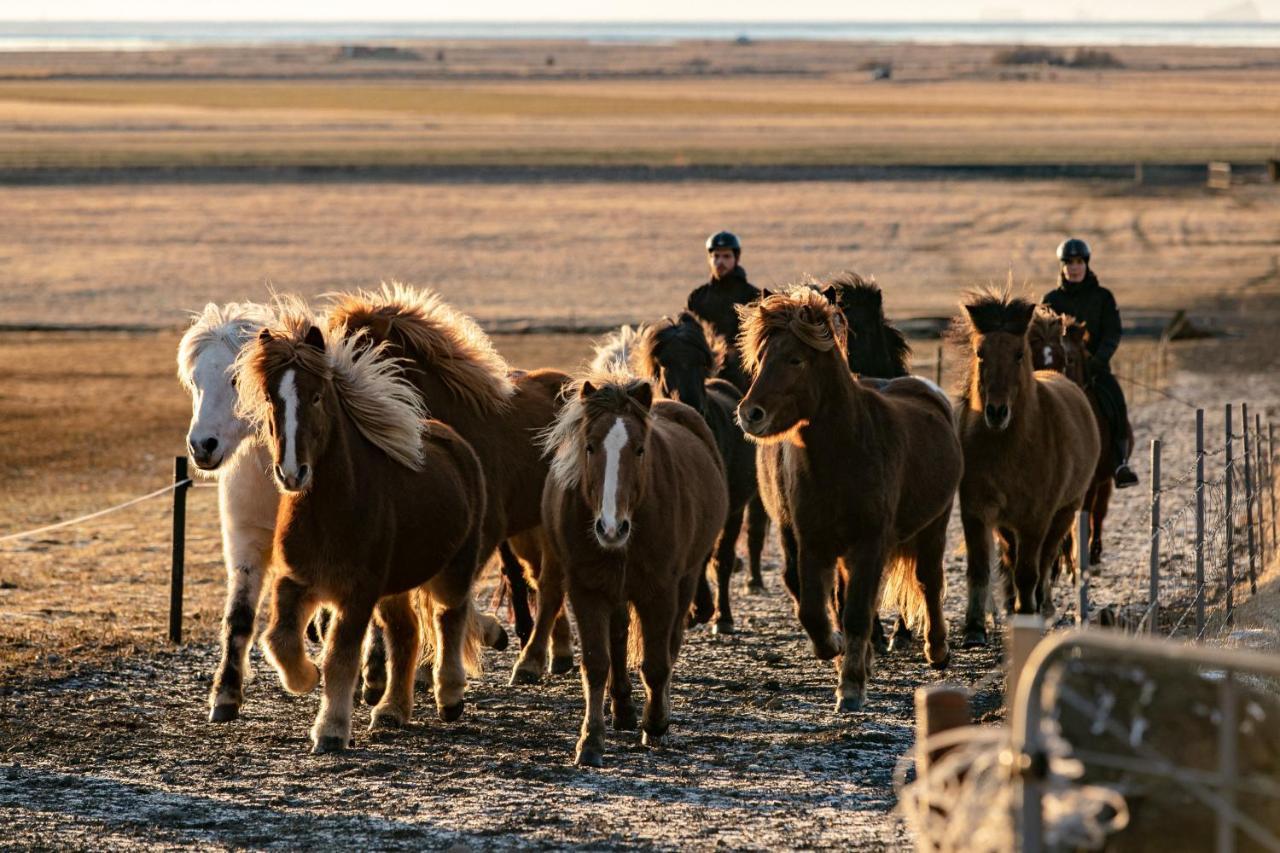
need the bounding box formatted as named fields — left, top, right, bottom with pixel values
left=1256, top=412, right=1266, bottom=573
left=169, top=456, right=190, bottom=644
left=934, top=346, right=943, bottom=387
left=1149, top=438, right=1161, bottom=634
left=1225, top=403, right=1235, bottom=629
left=1195, top=408, right=1206, bottom=636
left=1076, top=510, right=1090, bottom=626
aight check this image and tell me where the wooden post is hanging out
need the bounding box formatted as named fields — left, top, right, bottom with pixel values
left=1149, top=438, right=1161, bottom=634
left=1225, top=403, right=1235, bottom=628
left=169, top=456, right=190, bottom=644
left=1076, top=510, right=1090, bottom=626
left=914, top=685, right=971, bottom=780
left=1243, top=403, right=1257, bottom=595
left=1196, top=408, right=1206, bottom=636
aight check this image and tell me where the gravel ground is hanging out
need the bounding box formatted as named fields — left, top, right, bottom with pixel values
left=0, top=361, right=1272, bottom=850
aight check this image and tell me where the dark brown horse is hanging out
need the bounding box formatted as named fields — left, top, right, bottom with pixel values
left=599, top=313, right=765, bottom=634
left=1032, top=309, right=1130, bottom=566
left=237, top=309, right=486, bottom=753
left=325, top=284, right=573, bottom=687
left=955, top=291, right=1100, bottom=646
left=736, top=286, right=962, bottom=712
left=540, top=371, right=728, bottom=766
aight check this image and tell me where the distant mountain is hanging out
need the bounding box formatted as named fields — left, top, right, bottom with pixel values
left=1205, top=0, right=1263, bottom=21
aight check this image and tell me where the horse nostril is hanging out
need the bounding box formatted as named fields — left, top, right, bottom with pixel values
left=617, top=519, right=630, bottom=538
left=201, top=437, right=218, bottom=454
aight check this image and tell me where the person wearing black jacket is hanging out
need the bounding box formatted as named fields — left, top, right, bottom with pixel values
left=1042, top=238, right=1139, bottom=488
left=686, top=230, right=760, bottom=392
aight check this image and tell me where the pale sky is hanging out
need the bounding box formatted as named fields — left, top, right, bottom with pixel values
left=7, top=0, right=1275, bottom=21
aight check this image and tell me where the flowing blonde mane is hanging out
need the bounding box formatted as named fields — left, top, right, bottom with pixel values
left=177, top=301, right=272, bottom=388
left=541, top=365, right=649, bottom=491
left=235, top=298, right=427, bottom=471
left=736, top=284, right=847, bottom=376
left=326, top=282, right=514, bottom=416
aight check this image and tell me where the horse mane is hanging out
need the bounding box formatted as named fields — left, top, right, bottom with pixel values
left=541, top=366, right=651, bottom=491
left=630, top=312, right=727, bottom=382
left=235, top=297, right=427, bottom=471
left=177, top=301, right=272, bottom=388
left=826, top=272, right=912, bottom=377
left=737, top=284, right=846, bottom=376
left=326, top=281, right=515, bottom=416
left=589, top=324, right=645, bottom=376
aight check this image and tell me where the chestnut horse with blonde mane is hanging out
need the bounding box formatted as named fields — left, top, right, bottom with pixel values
left=955, top=291, right=1100, bottom=645
left=736, top=286, right=962, bottom=713
left=325, top=284, right=574, bottom=686
left=540, top=371, right=728, bottom=766
left=237, top=309, right=487, bottom=753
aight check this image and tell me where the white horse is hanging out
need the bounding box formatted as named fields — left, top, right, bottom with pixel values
left=177, top=302, right=279, bottom=722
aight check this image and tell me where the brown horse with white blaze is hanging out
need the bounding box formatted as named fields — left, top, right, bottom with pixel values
left=955, top=290, right=1100, bottom=645
left=736, top=286, right=963, bottom=713
left=541, top=372, right=728, bottom=767
left=236, top=309, right=487, bottom=753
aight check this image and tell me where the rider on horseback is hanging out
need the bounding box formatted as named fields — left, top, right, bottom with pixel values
left=1042, top=238, right=1139, bottom=489
left=686, top=230, right=760, bottom=392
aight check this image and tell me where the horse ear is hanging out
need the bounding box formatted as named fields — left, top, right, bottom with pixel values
left=821, top=285, right=839, bottom=305
left=304, top=325, right=325, bottom=351
left=580, top=380, right=597, bottom=399
left=628, top=380, right=653, bottom=412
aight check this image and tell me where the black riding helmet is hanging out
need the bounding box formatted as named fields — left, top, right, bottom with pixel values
left=706, top=231, right=742, bottom=256
left=1056, top=237, right=1091, bottom=263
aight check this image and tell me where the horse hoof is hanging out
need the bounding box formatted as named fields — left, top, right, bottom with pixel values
left=311, top=735, right=348, bottom=755
left=489, top=627, right=510, bottom=652
left=208, top=703, right=240, bottom=723
left=641, top=730, right=666, bottom=748
left=550, top=655, right=575, bottom=676
left=836, top=693, right=865, bottom=714
left=575, top=746, right=604, bottom=768
left=712, top=620, right=735, bottom=636
left=362, top=685, right=386, bottom=707
left=961, top=626, right=988, bottom=648
left=509, top=667, right=542, bottom=686
left=438, top=701, right=465, bottom=723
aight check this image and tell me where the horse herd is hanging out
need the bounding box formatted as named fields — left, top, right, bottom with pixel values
left=176, top=277, right=1104, bottom=766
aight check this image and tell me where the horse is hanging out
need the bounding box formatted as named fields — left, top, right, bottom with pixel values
left=1031, top=308, right=1130, bottom=566
left=177, top=302, right=280, bottom=723
left=324, top=283, right=573, bottom=689
left=540, top=370, right=728, bottom=766
left=236, top=307, right=487, bottom=753
left=736, top=286, right=962, bottom=712
left=954, top=290, right=1101, bottom=646
left=592, top=313, right=763, bottom=635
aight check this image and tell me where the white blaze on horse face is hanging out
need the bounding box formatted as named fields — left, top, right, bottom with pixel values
left=1043, top=345, right=1054, bottom=367
left=279, top=369, right=300, bottom=476
left=599, top=417, right=629, bottom=532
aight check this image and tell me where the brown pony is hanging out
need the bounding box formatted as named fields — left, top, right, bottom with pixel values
left=236, top=308, right=486, bottom=753
left=325, top=284, right=574, bottom=686
left=540, top=371, right=728, bottom=767
left=955, top=290, right=1100, bottom=645
left=736, top=286, right=962, bottom=713
left=1032, top=309, right=1130, bottom=565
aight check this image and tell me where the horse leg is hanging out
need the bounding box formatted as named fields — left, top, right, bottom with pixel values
left=510, top=549, right=565, bottom=685
left=571, top=589, right=612, bottom=768
left=1091, top=480, right=1112, bottom=566
left=796, top=544, right=842, bottom=661
left=369, top=593, right=419, bottom=731
left=208, top=528, right=271, bottom=722
left=711, top=507, right=745, bottom=635
left=310, top=597, right=374, bottom=754
left=913, top=512, right=952, bottom=669
left=835, top=539, right=886, bottom=713
left=961, top=512, right=993, bottom=647
left=607, top=603, right=636, bottom=731
left=360, top=625, right=388, bottom=706
left=262, top=574, right=321, bottom=696
left=550, top=613, right=575, bottom=675
left=745, top=494, right=769, bottom=592
left=635, top=596, right=677, bottom=747
left=499, top=541, right=534, bottom=648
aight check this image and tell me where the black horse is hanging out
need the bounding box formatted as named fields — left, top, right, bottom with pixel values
left=631, top=312, right=767, bottom=635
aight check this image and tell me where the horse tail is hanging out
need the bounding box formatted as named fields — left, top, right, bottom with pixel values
left=410, top=587, right=486, bottom=678
left=880, top=547, right=930, bottom=633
